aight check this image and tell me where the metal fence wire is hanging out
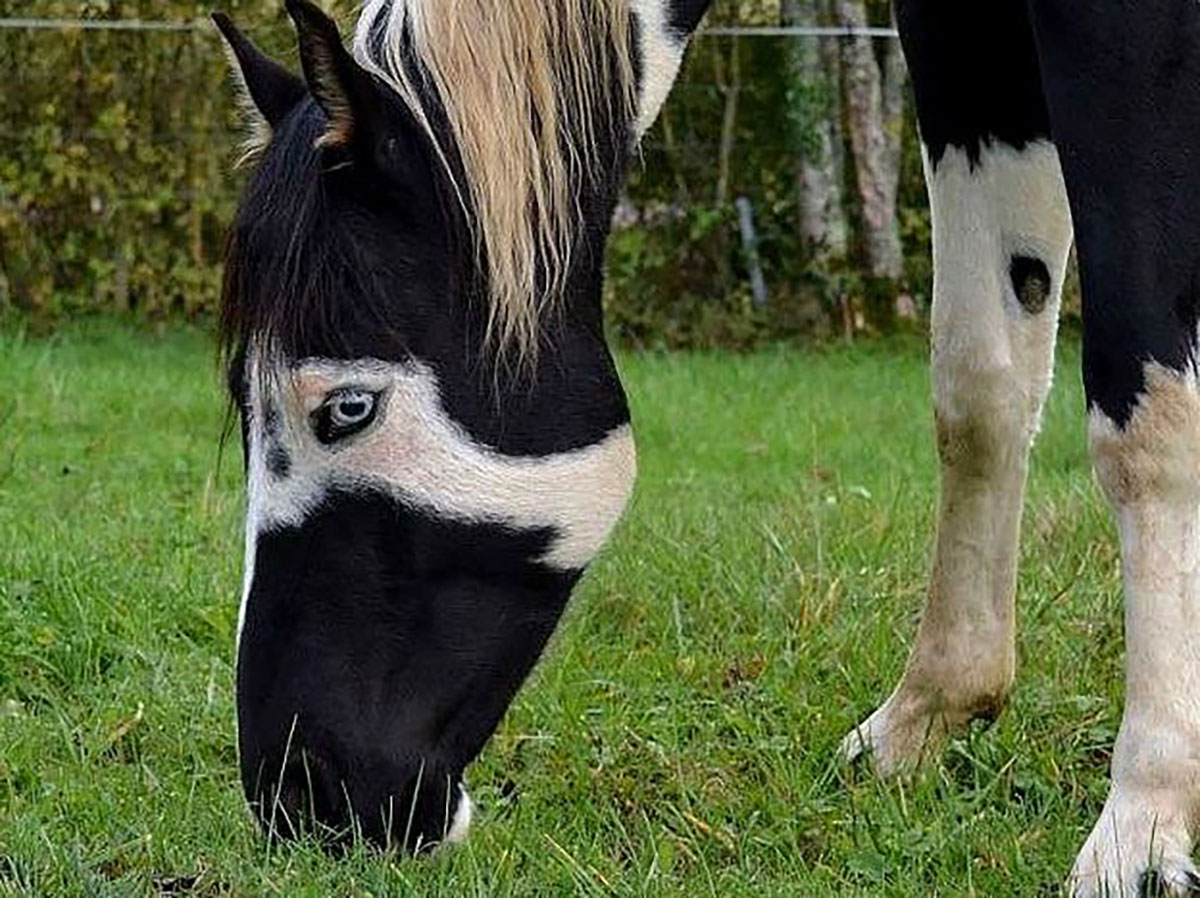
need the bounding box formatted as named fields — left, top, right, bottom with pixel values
left=0, top=17, right=899, bottom=37
left=0, top=12, right=918, bottom=325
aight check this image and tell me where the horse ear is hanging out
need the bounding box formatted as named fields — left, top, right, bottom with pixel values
left=212, top=13, right=306, bottom=140
left=286, top=0, right=379, bottom=150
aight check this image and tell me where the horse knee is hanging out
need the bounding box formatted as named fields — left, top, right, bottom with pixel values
left=933, top=365, right=1041, bottom=478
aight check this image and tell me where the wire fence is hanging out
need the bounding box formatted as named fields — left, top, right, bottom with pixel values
left=0, top=15, right=891, bottom=156
left=0, top=11, right=917, bottom=327
left=0, top=16, right=899, bottom=37
left=0, top=17, right=200, bottom=32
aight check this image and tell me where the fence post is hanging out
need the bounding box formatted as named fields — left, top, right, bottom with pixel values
left=736, top=196, right=768, bottom=308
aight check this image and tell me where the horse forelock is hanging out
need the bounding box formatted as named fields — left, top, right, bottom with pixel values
left=352, top=0, right=637, bottom=367
left=220, top=100, right=459, bottom=384
left=221, top=1, right=635, bottom=385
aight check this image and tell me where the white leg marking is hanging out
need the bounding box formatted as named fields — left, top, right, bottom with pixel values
left=630, top=0, right=687, bottom=137
left=841, top=141, right=1074, bottom=773
left=1072, top=366, right=1200, bottom=898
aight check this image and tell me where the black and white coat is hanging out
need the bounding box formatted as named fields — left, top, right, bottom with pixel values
left=218, top=1, right=1200, bottom=894
left=217, top=0, right=712, bottom=854
left=842, top=3, right=1200, bottom=897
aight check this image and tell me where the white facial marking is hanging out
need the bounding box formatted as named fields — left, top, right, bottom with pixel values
left=238, top=399, right=265, bottom=646
left=1074, top=364, right=1200, bottom=896
left=237, top=355, right=637, bottom=644
left=630, top=0, right=688, bottom=137
left=841, top=140, right=1074, bottom=772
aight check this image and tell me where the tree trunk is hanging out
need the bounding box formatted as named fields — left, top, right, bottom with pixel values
left=659, top=107, right=693, bottom=205
left=881, top=12, right=907, bottom=185
left=713, top=35, right=741, bottom=208
left=837, top=0, right=905, bottom=282
left=782, top=0, right=847, bottom=258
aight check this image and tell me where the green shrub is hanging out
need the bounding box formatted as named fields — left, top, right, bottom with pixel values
left=0, top=4, right=954, bottom=345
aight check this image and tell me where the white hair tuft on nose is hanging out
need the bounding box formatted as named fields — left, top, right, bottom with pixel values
left=444, top=785, right=473, bottom=846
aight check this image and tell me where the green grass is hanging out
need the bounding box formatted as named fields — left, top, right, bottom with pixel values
left=0, top=324, right=1126, bottom=896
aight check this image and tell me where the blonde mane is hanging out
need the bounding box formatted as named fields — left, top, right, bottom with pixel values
left=353, top=0, right=636, bottom=365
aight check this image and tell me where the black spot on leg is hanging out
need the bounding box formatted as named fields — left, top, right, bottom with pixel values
left=1010, top=255, right=1052, bottom=314
left=267, top=445, right=291, bottom=479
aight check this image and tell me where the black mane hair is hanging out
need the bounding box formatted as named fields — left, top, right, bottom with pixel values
left=219, top=91, right=473, bottom=373
left=218, top=2, right=634, bottom=456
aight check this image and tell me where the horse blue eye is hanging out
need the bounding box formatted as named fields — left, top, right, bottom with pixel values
left=314, top=390, right=379, bottom=444
left=332, top=394, right=372, bottom=425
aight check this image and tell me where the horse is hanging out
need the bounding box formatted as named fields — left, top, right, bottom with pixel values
left=212, top=0, right=709, bottom=856
left=215, top=1, right=1200, bottom=894
left=839, top=4, right=1200, bottom=895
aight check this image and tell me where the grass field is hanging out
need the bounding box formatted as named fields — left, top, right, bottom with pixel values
left=0, top=324, right=1129, bottom=896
